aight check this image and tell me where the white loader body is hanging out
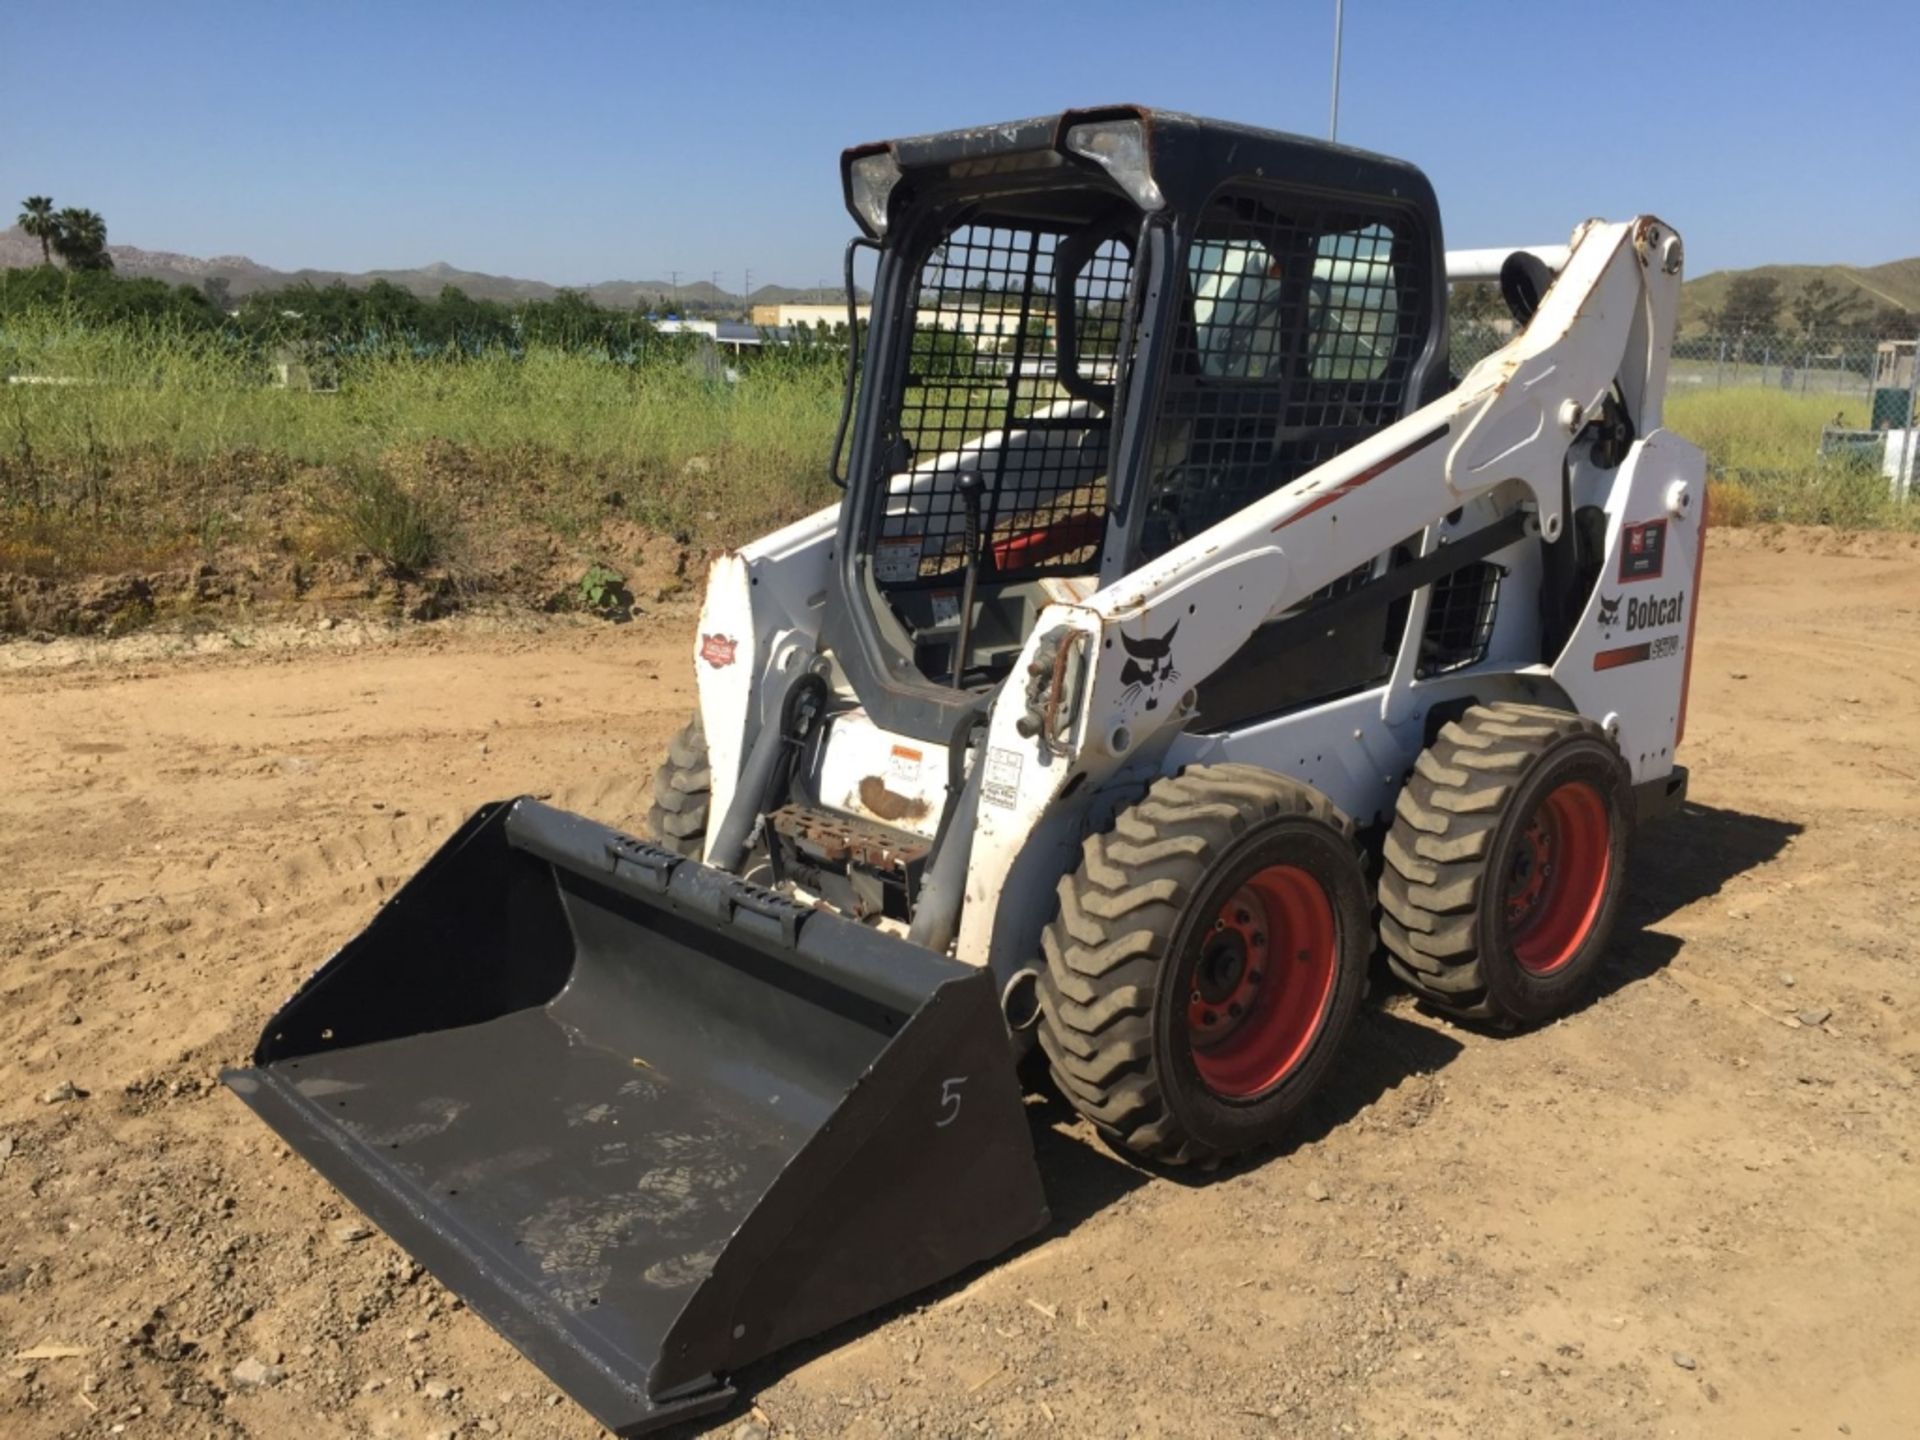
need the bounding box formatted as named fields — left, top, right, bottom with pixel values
left=693, top=215, right=1703, bottom=982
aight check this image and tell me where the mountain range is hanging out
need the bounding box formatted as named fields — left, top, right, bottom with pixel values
left=0, top=226, right=844, bottom=309
left=3, top=226, right=1915, bottom=327
left=1678, top=257, right=1919, bottom=331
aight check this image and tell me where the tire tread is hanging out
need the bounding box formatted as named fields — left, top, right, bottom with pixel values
left=1379, top=702, right=1614, bottom=1021
left=647, top=718, right=711, bottom=859
left=1036, top=764, right=1351, bottom=1166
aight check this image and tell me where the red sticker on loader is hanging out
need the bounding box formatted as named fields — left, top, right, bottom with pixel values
left=699, top=633, right=738, bottom=668
left=1619, top=519, right=1667, bottom=582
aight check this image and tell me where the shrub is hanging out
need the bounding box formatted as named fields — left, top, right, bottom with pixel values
left=322, top=463, right=448, bottom=577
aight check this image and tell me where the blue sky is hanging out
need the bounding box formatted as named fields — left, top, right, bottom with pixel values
left=5, top=0, right=1914, bottom=287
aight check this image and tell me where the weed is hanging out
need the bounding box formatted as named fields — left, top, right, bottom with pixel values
left=1666, top=389, right=1917, bottom=533
left=321, top=463, right=449, bottom=577
left=197, top=509, right=234, bottom=558
left=1705, top=477, right=1757, bottom=528
left=576, top=562, right=632, bottom=616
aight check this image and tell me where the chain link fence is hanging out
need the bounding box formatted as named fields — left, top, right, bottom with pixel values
left=1452, top=325, right=1917, bottom=410
left=1668, top=332, right=1920, bottom=418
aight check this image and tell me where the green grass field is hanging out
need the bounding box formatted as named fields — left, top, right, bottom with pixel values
left=1, top=315, right=845, bottom=580
left=2, top=317, right=1912, bottom=598
left=1664, top=388, right=1914, bottom=530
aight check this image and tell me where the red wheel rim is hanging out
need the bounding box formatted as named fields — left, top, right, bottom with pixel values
left=1504, top=780, right=1611, bottom=975
left=1186, top=864, right=1338, bottom=1099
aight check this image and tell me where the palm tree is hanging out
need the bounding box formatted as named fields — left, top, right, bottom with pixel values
left=53, top=207, right=112, bottom=271
left=17, top=196, right=58, bottom=265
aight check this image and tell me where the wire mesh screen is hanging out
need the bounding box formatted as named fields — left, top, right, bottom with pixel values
left=1417, top=561, right=1501, bottom=677
left=874, top=221, right=1133, bottom=586
left=1140, top=187, right=1428, bottom=560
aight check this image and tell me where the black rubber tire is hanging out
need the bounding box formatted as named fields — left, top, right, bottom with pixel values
left=647, top=716, right=711, bottom=860
left=1034, top=764, right=1371, bottom=1167
left=1379, top=702, right=1631, bottom=1026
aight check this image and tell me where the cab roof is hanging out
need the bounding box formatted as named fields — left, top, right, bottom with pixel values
left=841, top=103, right=1440, bottom=235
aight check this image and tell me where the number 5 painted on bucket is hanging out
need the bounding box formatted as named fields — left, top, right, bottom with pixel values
left=937, top=1076, right=968, bottom=1128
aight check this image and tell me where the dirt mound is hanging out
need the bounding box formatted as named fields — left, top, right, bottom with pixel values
left=1711, top=523, right=1920, bottom=560
left=0, top=521, right=701, bottom=638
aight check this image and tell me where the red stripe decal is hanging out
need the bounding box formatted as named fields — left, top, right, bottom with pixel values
left=1272, top=423, right=1451, bottom=532
left=1675, top=491, right=1709, bottom=746
left=1593, top=643, right=1652, bottom=671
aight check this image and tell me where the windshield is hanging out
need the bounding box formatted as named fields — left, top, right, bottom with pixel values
left=871, top=213, right=1136, bottom=589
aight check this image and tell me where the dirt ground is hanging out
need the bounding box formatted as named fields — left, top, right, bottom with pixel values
left=3, top=526, right=1917, bottom=1440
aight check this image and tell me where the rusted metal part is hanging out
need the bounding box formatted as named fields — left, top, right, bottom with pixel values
left=770, top=803, right=930, bottom=871
left=1015, top=624, right=1084, bottom=759
left=1631, top=214, right=1683, bottom=276
left=855, top=776, right=930, bottom=824
left=1041, top=626, right=1086, bottom=748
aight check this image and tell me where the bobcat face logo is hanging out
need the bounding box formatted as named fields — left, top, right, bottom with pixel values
left=1597, top=594, right=1620, bottom=629
left=1119, top=621, right=1180, bottom=711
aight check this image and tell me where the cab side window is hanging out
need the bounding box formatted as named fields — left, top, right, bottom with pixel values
left=1138, top=191, right=1425, bottom=561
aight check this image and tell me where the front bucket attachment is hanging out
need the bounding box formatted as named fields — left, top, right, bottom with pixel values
left=223, top=798, right=1048, bottom=1436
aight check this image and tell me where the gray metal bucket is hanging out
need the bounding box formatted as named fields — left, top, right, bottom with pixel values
left=224, top=798, right=1048, bottom=1435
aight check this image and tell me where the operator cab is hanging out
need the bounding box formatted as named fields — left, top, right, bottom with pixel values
left=825, top=107, right=1449, bottom=745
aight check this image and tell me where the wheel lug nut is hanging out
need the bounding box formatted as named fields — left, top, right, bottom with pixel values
left=1202, top=1010, right=1217, bottom=1025
left=1251, top=932, right=1264, bottom=947
left=1248, top=969, right=1262, bottom=983
left=1228, top=1002, right=1242, bottom=1017
left=1235, top=909, right=1250, bottom=925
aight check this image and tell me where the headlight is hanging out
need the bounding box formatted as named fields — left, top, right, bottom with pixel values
left=1063, top=119, right=1165, bottom=211
left=848, top=151, right=904, bottom=237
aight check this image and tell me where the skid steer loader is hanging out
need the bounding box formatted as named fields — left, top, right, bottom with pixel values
left=225, top=106, right=1702, bottom=1434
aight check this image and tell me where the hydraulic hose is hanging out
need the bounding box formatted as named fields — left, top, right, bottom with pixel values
left=706, top=668, right=828, bottom=873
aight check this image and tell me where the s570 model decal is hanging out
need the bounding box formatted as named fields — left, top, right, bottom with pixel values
left=1594, top=634, right=1681, bottom=670
left=1593, top=588, right=1686, bottom=668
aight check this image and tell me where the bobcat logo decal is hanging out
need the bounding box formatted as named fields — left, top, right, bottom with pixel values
left=1597, top=594, right=1620, bottom=629
left=1119, top=621, right=1181, bottom=711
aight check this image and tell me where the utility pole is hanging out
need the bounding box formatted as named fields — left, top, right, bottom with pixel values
left=744, top=269, right=753, bottom=305
left=669, top=270, right=679, bottom=311
left=712, top=270, right=722, bottom=301
left=1329, top=0, right=1344, bottom=142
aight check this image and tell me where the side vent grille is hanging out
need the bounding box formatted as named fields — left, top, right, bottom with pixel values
left=1418, top=562, right=1501, bottom=677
